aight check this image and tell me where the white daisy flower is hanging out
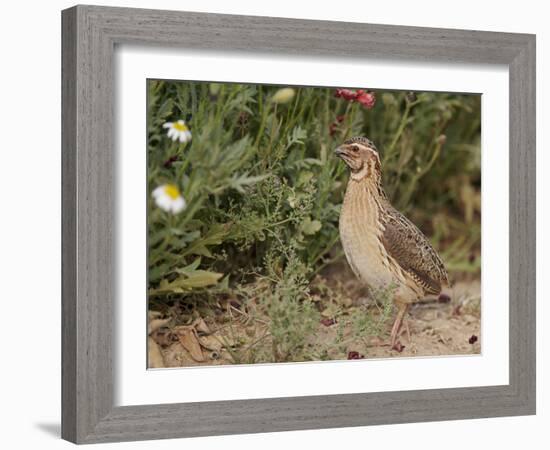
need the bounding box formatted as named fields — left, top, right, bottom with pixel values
left=152, top=184, right=186, bottom=214
left=162, top=120, right=192, bottom=143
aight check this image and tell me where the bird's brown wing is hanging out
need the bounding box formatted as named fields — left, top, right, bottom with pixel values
left=380, top=206, right=449, bottom=296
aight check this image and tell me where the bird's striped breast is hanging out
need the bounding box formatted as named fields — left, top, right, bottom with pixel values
left=339, top=180, right=393, bottom=287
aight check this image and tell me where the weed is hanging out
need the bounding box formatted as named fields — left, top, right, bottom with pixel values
left=146, top=80, right=481, bottom=364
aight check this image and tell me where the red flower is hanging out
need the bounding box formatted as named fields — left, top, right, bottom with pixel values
left=335, top=88, right=376, bottom=109
left=355, top=90, right=376, bottom=109
left=334, top=88, right=357, bottom=101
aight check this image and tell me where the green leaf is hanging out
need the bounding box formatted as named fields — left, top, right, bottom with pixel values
left=175, top=257, right=202, bottom=275
left=148, top=228, right=170, bottom=247
left=182, top=223, right=231, bottom=257
left=297, top=171, right=314, bottom=186
left=228, top=173, right=268, bottom=193
left=150, top=269, right=224, bottom=295
left=286, top=125, right=307, bottom=149
left=301, top=218, right=322, bottom=235
left=173, top=270, right=224, bottom=288
left=156, top=98, right=174, bottom=121
left=186, top=244, right=213, bottom=258
left=148, top=264, right=169, bottom=283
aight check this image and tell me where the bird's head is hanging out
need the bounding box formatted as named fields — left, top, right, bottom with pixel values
left=335, top=136, right=381, bottom=182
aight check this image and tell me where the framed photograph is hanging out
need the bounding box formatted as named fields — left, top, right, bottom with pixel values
left=62, top=5, right=536, bottom=444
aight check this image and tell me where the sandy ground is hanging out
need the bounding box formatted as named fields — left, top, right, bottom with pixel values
left=148, top=267, right=480, bottom=368
left=350, top=280, right=481, bottom=358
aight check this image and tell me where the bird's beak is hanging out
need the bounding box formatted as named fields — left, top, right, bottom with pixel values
left=334, top=146, right=347, bottom=158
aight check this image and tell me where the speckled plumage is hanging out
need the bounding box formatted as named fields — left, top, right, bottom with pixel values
left=379, top=203, right=449, bottom=296
left=344, top=136, right=378, bottom=150
left=335, top=136, right=449, bottom=348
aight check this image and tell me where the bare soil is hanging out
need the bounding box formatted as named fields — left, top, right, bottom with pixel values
left=358, top=280, right=481, bottom=358
left=148, top=266, right=481, bottom=368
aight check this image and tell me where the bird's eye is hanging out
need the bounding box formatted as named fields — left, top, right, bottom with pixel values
left=351, top=145, right=359, bottom=152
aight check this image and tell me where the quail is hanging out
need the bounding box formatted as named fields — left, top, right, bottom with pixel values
left=335, top=136, right=450, bottom=350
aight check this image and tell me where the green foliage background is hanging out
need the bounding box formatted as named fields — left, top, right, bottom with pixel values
left=147, top=80, right=481, bottom=361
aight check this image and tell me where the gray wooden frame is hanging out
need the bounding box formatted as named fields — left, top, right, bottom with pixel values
left=61, top=4, right=536, bottom=444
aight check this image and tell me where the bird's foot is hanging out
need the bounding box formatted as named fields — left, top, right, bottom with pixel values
left=390, top=327, right=406, bottom=353
left=392, top=341, right=406, bottom=352
left=391, top=321, right=412, bottom=352
left=368, top=336, right=406, bottom=352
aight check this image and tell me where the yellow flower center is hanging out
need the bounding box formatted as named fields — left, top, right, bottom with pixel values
left=173, top=121, right=188, bottom=132
left=164, top=184, right=181, bottom=200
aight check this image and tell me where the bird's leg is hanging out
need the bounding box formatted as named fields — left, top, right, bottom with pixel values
left=398, top=315, right=411, bottom=344
left=390, top=302, right=409, bottom=350
left=402, top=315, right=411, bottom=343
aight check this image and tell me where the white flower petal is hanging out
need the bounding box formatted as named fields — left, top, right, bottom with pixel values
left=178, top=131, right=190, bottom=143
left=162, top=122, right=172, bottom=129
left=155, top=195, right=172, bottom=212
left=152, top=186, right=165, bottom=199
left=171, top=196, right=186, bottom=213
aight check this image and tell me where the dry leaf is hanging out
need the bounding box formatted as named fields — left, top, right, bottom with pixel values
left=148, top=318, right=171, bottom=334
left=340, top=296, right=354, bottom=308
left=148, top=310, right=162, bottom=321
left=321, top=304, right=338, bottom=318
left=193, top=317, right=211, bottom=334
left=163, top=343, right=199, bottom=367
left=198, top=334, right=223, bottom=352
left=177, top=327, right=205, bottom=362
left=148, top=337, right=165, bottom=368
left=150, top=327, right=177, bottom=347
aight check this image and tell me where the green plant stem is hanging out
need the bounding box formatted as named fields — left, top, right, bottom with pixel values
left=254, top=93, right=269, bottom=149
left=386, top=101, right=413, bottom=159
left=400, top=131, right=446, bottom=207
